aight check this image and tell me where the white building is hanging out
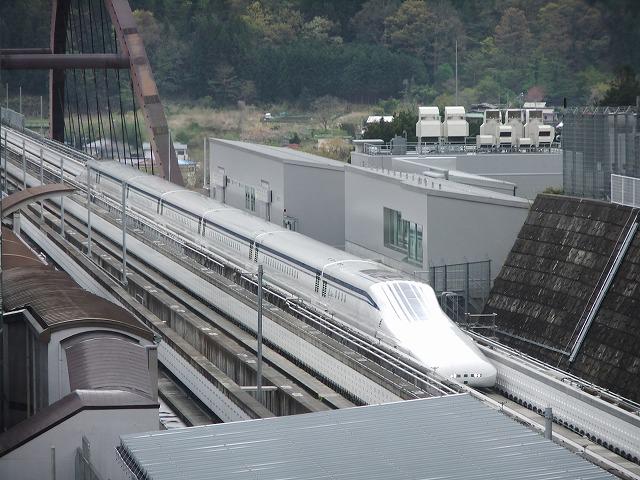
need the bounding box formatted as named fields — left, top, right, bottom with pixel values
left=143, top=141, right=193, bottom=165
left=351, top=151, right=562, bottom=200
left=344, top=165, right=530, bottom=282
left=207, top=139, right=346, bottom=248
left=204, top=138, right=531, bottom=311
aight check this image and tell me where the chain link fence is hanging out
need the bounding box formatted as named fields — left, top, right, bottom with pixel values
left=563, top=106, right=639, bottom=200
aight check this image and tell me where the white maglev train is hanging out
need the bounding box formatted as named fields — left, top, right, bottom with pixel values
left=86, top=160, right=497, bottom=387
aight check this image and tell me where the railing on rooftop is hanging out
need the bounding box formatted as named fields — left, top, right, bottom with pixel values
left=358, top=140, right=561, bottom=156
left=611, top=174, right=640, bottom=208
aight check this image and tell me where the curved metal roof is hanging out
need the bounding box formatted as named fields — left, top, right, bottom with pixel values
left=1, top=183, right=75, bottom=218
left=2, top=266, right=153, bottom=341
left=1, top=227, right=47, bottom=269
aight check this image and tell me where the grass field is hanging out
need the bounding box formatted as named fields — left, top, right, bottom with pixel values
left=18, top=96, right=373, bottom=189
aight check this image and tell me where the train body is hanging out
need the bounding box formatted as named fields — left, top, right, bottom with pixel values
left=85, top=160, right=497, bottom=387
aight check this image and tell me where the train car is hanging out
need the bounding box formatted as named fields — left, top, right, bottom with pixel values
left=85, top=160, right=497, bottom=387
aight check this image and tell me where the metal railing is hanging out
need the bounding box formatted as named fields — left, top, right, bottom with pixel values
left=611, top=174, right=640, bottom=207
left=360, top=140, right=561, bottom=156
left=415, top=260, right=491, bottom=323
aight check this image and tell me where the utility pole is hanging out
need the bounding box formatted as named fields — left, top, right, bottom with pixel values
left=168, top=129, right=171, bottom=183
left=21, top=139, right=26, bottom=189
left=40, top=96, right=43, bottom=137
left=203, top=137, right=207, bottom=190
left=39, top=148, right=44, bottom=220
left=121, top=181, right=128, bottom=285
left=256, top=264, right=264, bottom=403
left=86, top=165, right=92, bottom=258
left=60, top=156, right=65, bottom=236
left=455, top=39, right=459, bottom=106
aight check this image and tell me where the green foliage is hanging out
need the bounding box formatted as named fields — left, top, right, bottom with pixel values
left=543, top=186, right=564, bottom=195
left=362, top=109, right=418, bottom=142
left=289, top=132, right=301, bottom=144
left=4, top=0, right=640, bottom=109
left=601, top=66, right=640, bottom=106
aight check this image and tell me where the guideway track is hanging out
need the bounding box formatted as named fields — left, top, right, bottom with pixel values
left=3, top=127, right=640, bottom=479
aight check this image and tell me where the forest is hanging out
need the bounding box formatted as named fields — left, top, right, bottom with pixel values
left=1, top=0, right=640, bottom=108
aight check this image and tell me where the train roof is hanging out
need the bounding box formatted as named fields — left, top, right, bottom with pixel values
left=87, top=161, right=406, bottom=291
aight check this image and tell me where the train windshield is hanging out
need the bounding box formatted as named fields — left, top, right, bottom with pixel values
left=370, top=281, right=442, bottom=324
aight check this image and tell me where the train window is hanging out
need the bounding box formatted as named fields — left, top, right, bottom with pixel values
left=249, top=243, right=254, bottom=260
left=315, top=273, right=320, bottom=293
left=322, top=280, right=327, bottom=297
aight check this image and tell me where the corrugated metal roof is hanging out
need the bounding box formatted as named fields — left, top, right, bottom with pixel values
left=1, top=227, right=47, bottom=269
left=119, top=394, right=614, bottom=480
left=63, top=333, right=154, bottom=398
left=3, top=265, right=154, bottom=341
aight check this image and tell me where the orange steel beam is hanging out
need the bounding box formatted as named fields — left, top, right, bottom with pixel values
left=104, top=0, right=183, bottom=185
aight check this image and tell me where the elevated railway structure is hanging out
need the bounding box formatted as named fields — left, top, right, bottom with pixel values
left=1, top=125, right=640, bottom=479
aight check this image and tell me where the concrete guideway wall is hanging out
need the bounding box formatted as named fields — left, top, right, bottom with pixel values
left=483, top=345, right=640, bottom=463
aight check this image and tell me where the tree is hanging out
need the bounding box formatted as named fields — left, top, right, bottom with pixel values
left=242, top=1, right=303, bottom=44
left=312, top=95, right=344, bottom=131
left=384, top=0, right=464, bottom=79
left=351, top=0, right=400, bottom=44
left=601, top=66, right=640, bottom=106
left=494, top=8, right=532, bottom=56
left=301, top=16, right=342, bottom=44
left=362, top=110, right=418, bottom=142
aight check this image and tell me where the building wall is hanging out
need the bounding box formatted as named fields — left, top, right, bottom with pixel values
left=283, top=163, right=345, bottom=248
left=345, top=167, right=427, bottom=274
left=0, top=408, right=158, bottom=480
left=208, top=140, right=345, bottom=247
left=425, top=192, right=529, bottom=280
left=209, top=141, right=285, bottom=225
left=352, top=152, right=562, bottom=200
left=345, top=166, right=529, bottom=280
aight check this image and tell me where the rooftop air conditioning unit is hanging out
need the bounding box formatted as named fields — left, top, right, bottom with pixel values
left=498, top=125, right=514, bottom=148
left=416, top=106, right=441, bottom=143
left=505, top=109, right=524, bottom=145
left=442, top=106, right=469, bottom=144
left=480, top=109, right=501, bottom=146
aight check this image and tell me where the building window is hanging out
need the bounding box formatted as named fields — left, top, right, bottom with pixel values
left=383, top=207, right=423, bottom=265
left=245, top=186, right=256, bottom=212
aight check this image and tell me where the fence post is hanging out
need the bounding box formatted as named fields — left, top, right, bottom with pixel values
left=121, top=181, right=128, bottom=286
left=464, top=262, right=470, bottom=315
left=86, top=165, right=92, bottom=258
left=22, top=139, right=26, bottom=189
left=60, top=156, right=65, bottom=236
left=257, top=264, right=263, bottom=403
